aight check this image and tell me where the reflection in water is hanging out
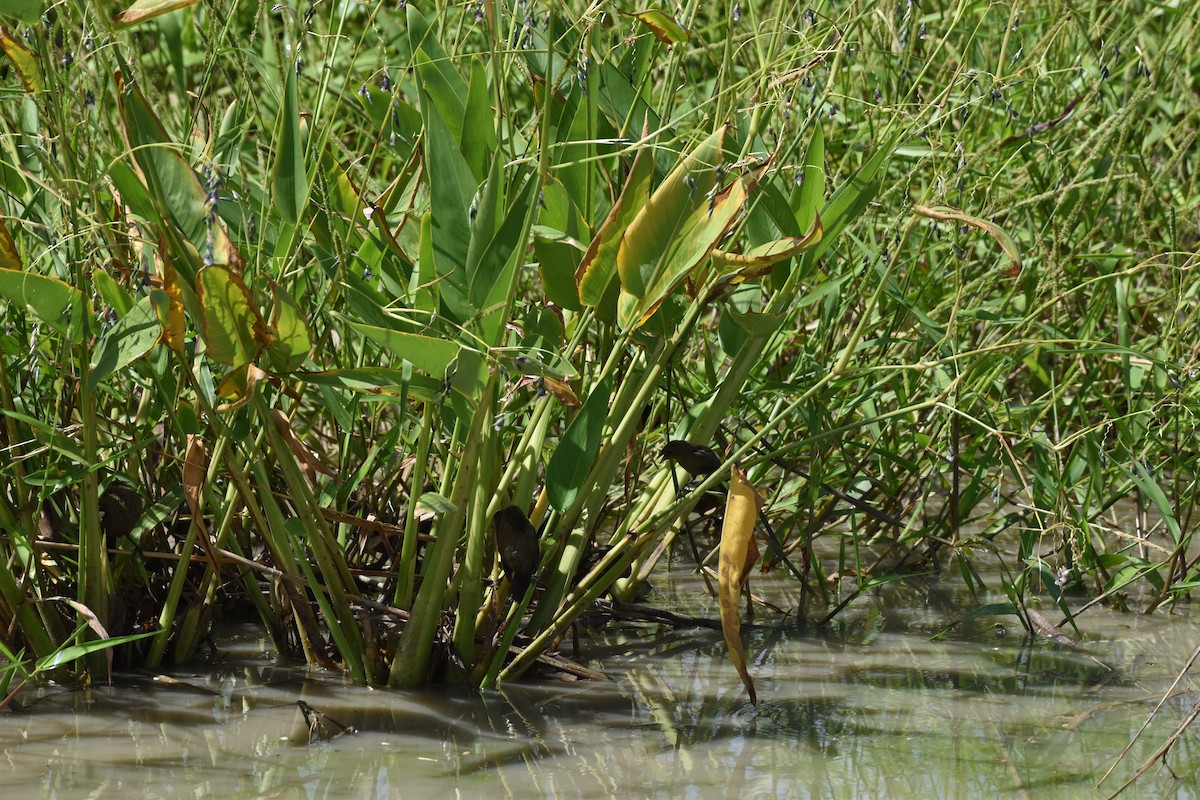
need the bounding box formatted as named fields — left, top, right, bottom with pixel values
left=2, top=572, right=1198, bottom=799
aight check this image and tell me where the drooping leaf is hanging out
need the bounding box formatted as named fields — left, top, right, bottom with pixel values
left=181, top=434, right=219, bottom=572
left=0, top=27, right=41, bottom=92
left=0, top=268, right=85, bottom=343
left=912, top=204, right=1022, bottom=271
left=719, top=466, right=762, bottom=705
left=197, top=265, right=269, bottom=366
left=712, top=213, right=823, bottom=276
left=617, top=8, right=690, bottom=44
left=270, top=408, right=334, bottom=482
left=113, top=0, right=202, bottom=29
left=215, top=363, right=267, bottom=412
left=546, top=376, right=612, bottom=513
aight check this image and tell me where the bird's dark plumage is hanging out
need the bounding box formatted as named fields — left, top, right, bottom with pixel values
left=661, top=440, right=722, bottom=477
left=99, top=481, right=144, bottom=546
left=493, top=505, right=539, bottom=600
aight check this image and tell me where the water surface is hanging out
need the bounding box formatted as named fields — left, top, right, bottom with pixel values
left=4, top=569, right=1198, bottom=799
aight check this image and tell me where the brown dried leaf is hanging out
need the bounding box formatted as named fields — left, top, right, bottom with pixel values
left=719, top=466, right=762, bottom=705
left=269, top=408, right=335, bottom=483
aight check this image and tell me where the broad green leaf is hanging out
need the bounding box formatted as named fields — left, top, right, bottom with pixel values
left=93, top=267, right=134, bottom=317
left=406, top=7, right=468, bottom=144
left=1130, top=461, right=1182, bottom=542
left=576, top=137, right=654, bottom=307
left=116, top=72, right=235, bottom=271
left=416, top=49, right=476, bottom=322
left=107, top=160, right=162, bottom=226
left=474, top=171, right=538, bottom=343
left=113, top=0, right=201, bottom=28
left=595, top=61, right=661, bottom=139
left=294, top=367, right=440, bottom=401
left=0, top=268, right=85, bottom=343
left=535, top=232, right=585, bottom=312
left=793, top=121, right=825, bottom=233
left=547, top=376, right=613, bottom=513
left=730, top=308, right=787, bottom=336
left=0, top=1, right=40, bottom=23
left=719, top=467, right=761, bottom=705
left=805, top=129, right=899, bottom=263
left=197, top=265, right=269, bottom=366
left=263, top=282, right=311, bottom=373
left=461, top=59, right=497, bottom=181
left=465, top=155, right=503, bottom=301
left=617, top=9, right=689, bottom=44
left=346, top=319, right=485, bottom=396
left=0, top=27, right=40, bottom=92
left=89, top=295, right=161, bottom=390
left=273, top=59, right=307, bottom=224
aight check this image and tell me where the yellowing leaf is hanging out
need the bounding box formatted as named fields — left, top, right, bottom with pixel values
left=623, top=177, right=748, bottom=329
left=618, top=127, right=728, bottom=302
left=719, top=466, right=762, bottom=705
left=156, top=237, right=186, bottom=352
left=913, top=204, right=1022, bottom=272
left=711, top=212, right=824, bottom=281
left=113, top=0, right=202, bottom=29
left=618, top=9, right=689, bottom=44
left=576, top=123, right=655, bottom=308
left=215, top=362, right=267, bottom=413
left=264, top=281, right=311, bottom=373
left=197, top=265, right=270, bottom=366
left=269, top=407, right=335, bottom=483
left=0, top=218, right=22, bottom=269
left=0, top=26, right=41, bottom=92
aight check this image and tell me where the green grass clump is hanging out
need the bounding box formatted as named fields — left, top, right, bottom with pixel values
left=0, top=0, right=1197, bottom=694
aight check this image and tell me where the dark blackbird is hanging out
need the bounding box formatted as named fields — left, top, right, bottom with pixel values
left=99, top=481, right=144, bottom=547
left=661, top=440, right=722, bottom=477
left=492, top=505, right=539, bottom=600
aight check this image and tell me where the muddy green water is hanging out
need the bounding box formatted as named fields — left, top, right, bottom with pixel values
left=4, top=569, right=1198, bottom=799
